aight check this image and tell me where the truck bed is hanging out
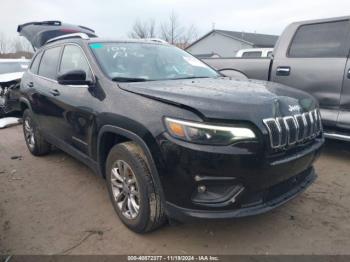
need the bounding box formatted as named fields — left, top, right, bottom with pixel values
left=203, top=58, right=272, bottom=81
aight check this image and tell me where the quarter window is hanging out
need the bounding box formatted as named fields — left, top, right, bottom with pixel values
left=30, top=52, right=42, bottom=74
left=289, top=20, right=350, bottom=58
left=60, top=45, right=92, bottom=81
left=38, top=47, right=61, bottom=79
left=242, top=51, right=262, bottom=58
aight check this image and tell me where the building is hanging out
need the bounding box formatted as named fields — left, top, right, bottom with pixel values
left=186, top=29, right=279, bottom=57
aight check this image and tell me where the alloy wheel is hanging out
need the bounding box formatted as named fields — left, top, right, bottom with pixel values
left=110, top=160, right=140, bottom=219
left=24, top=118, right=35, bottom=149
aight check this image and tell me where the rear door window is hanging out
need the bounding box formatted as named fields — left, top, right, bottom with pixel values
left=30, top=52, right=42, bottom=74
left=242, top=51, right=262, bottom=58
left=38, top=46, right=61, bottom=79
left=289, top=20, right=350, bottom=58
left=59, top=45, right=92, bottom=81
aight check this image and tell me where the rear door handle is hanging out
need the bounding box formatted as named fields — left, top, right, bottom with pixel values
left=347, top=69, right=350, bottom=79
left=49, top=89, right=60, bottom=96
left=27, top=82, right=34, bottom=88
left=276, top=66, right=291, bottom=76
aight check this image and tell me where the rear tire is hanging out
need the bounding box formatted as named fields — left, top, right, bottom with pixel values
left=106, top=142, right=166, bottom=233
left=22, top=109, right=51, bottom=156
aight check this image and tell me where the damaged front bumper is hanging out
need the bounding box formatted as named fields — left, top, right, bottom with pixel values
left=166, top=167, right=316, bottom=221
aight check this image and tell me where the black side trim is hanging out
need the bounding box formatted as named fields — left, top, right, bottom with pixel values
left=43, top=132, right=100, bottom=175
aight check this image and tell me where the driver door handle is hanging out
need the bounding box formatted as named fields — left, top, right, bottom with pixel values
left=49, top=89, right=60, bottom=96
left=276, top=66, right=291, bottom=76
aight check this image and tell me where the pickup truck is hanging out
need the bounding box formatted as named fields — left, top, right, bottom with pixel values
left=204, top=16, right=350, bottom=142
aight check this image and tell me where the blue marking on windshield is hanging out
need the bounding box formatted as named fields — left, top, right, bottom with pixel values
left=90, top=43, right=103, bottom=49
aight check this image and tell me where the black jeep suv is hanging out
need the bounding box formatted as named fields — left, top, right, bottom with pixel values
left=18, top=22, right=324, bottom=233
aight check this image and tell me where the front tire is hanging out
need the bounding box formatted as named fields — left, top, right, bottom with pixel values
left=106, top=142, right=166, bottom=233
left=22, top=109, right=51, bottom=156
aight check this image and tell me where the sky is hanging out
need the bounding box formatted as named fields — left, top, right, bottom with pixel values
left=1, top=0, right=350, bottom=40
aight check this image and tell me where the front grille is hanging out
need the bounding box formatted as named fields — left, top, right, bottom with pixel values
left=263, top=109, right=322, bottom=149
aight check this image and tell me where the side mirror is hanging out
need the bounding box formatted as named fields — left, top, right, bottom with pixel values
left=57, top=70, right=91, bottom=85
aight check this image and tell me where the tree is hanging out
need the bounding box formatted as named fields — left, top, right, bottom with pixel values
left=160, top=11, right=182, bottom=45
left=128, top=12, right=199, bottom=49
left=13, top=37, right=33, bottom=53
left=129, top=19, right=156, bottom=39
left=0, top=32, right=33, bottom=54
left=0, top=32, right=9, bottom=54
left=178, top=24, right=198, bottom=49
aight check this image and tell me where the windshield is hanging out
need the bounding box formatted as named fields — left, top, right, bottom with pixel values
left=0, top=62, right=29, bottom=74
left=89, top=42, right=219, bottom=81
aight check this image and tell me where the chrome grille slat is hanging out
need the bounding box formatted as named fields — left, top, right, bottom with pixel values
left=309, top=111, right=315, bottom=137
left=263, top=109, right=322, bottom=149
left=277, top=118, right=288, bottom=146
left=295, top=114, right=304, bottom=142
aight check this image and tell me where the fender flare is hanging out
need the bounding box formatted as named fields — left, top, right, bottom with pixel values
left=97, top=125, right=165, bottom=199
left=19, top=97, right=32, bottom=111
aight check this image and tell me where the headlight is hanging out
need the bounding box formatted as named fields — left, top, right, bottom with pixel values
left=164, top=117, right=256, bottom=145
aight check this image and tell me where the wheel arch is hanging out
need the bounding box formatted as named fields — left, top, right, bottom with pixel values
left=97, top=125, right=165, bottom=198
left=19, top=97, right=32, bottom=112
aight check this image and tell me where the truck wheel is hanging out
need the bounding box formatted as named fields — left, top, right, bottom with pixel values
left=106, top=142, right=166, bottom=233
left=22, top=109, right=51, bottom=156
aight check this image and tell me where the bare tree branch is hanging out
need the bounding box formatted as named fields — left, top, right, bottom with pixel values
left=178, top=24, right=198, bottom=49
left=129, top=19, right=157, bottom=39
left=128, top=11, right=199, bottom=49
left=0, top=32, right=9, bottom=54
left=0, top=32, right=33, bottom=54
left=160, top=11, right=183, bottom=44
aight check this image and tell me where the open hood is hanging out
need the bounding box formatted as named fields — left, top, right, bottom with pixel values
left=17, top=21, right=97, bottom=50
left=0, top=72, right=24, bottom=84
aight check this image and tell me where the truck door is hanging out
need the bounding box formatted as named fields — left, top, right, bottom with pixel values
left=271, top=19, right=350, bottom=128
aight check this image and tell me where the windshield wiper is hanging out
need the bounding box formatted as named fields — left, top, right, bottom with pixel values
left=171, top=76, right=214, bottom=80
left=111, top=77, right=148, bottom=82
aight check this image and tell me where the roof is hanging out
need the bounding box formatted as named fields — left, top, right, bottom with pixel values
left=186, top=29, right=279, bottom=49
left=290, top=15, right=350, bottom=27
left=87, top=38, right=169, bottom=44
left=44, top=37, right=170, bottom=48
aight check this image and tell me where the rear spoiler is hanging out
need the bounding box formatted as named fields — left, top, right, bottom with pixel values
left=17, top=21, right=95, bottom=34
left=17, top=21, right=97, bottom=50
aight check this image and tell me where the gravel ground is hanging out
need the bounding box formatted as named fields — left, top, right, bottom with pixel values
left=0, top=125, right=349, bottom=255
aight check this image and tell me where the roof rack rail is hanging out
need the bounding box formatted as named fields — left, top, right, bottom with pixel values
left=46, top=33, right=91, bottom=44
left=144, top=38, right=168, bottom=44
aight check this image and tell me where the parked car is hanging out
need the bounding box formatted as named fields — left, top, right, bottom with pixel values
left=18, top=21, right=324, bottom=233
left=235, top=48, right=273, bottom=58
left=204, top=16, right=350, bottom=142
left=0, top=59, right=30, bottom=117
